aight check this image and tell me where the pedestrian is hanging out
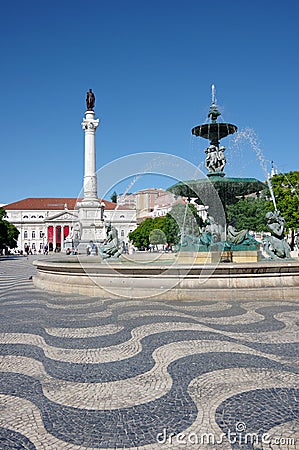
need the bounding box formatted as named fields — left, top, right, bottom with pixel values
left=128, top=240, right=135, bottom=255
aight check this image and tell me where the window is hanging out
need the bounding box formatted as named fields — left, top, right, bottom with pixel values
left=32, top=231, right=36, bottom=239
left=23, top=215, right=28, bottom=219
left=31, top=215, right=36, bottom=219
left=39, top=215, right=44, bottom=219
left=40, top=231, right=44, bottom=238
left=40, top=243, right=43, bottom=250
left=24, top=231, right=28, bottom=239
left=121, top=230, right=124, bottom=237
left=120, top=215, right=125, bottom=219
left=32, top=243, right=36, bottom=249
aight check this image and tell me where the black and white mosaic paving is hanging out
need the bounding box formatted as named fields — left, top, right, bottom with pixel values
left=0, top=255, right=298, bottom=449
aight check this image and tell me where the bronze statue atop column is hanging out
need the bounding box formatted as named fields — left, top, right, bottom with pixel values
left=86, top=88, right=95, bottom=111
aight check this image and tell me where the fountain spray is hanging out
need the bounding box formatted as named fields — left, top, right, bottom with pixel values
left=211, top=84, right=216, bottom=105
left=267, top=174, right=278, bottom=211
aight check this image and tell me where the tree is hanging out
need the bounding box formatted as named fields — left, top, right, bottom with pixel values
left=270, top=171, right=299, bottom=229
left=0, top=208, right=6, bottom=221
left=110, top=191, right=117, bottom=203
left=129, top=216, right=176, bottom=248
left=149, top=229, right=166, bottom=246
left=166, top=203, right=204, bottom=237
left=163, top=213, right=180, bottom=245
left=128, top=204, right=204, bottom=249
left=0, top=208, right=19, bottom=252
left=226, top=197, right=273, bottom=232
left=128, top=218, right=154, bottom=248
left=269, top=171, right=299, bottom=247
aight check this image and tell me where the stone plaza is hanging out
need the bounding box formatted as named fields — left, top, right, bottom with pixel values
left=0, top=255, right=298, bottom=449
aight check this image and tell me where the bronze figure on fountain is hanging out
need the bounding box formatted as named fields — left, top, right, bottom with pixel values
left=263, top=210, right=291, bottom=259
left=99, top=222, right=122, bottom=259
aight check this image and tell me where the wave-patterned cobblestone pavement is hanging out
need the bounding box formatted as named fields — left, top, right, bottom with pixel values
left=0, top=255, right=298, bottom=449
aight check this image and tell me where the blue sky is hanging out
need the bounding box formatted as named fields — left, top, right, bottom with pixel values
left=1, top=0, right=298, bottom=204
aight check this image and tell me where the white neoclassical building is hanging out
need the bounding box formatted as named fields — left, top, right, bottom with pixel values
left=4, top=197, right=136, bottom=253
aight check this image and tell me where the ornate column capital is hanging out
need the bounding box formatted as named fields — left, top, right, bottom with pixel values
left=81, top=117, right=100, bottom=132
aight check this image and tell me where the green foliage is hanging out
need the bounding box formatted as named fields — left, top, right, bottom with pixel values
left=129, top=216, right=176, bottom=248
left=166, top=203, right=203, bottom=237
left=149, top=228, right=166, bottom=245
left=226, top=197, right=273, bottom=232
left=129, top=218, right=154, bottom=248
left=128, top=203, right=204, bottom=248
left=163, top=214, right=180, bottom=245
left=110, top=191, right=117, bottom=203
left=0, top=207, right=7, bottom=220
left=0, top=208, right=19, bottom=250
left=269, top=171, right=299, bottom=230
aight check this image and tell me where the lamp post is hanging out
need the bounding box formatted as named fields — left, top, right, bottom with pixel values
left=41, top=232, right=45, bottom=251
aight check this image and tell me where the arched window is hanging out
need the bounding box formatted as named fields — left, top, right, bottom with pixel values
left=31, top=215, right=36, bottom=219
left=23, top=215, right=28, bottom=219
left=120, top=215, right=125, bottom=219
left=39, top=215, right=44, bottom=219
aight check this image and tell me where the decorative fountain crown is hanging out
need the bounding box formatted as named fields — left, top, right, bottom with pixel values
left=208, top=86, right=221, bottom=123
left=192, top=85, right=238, bottom=177
left=208, top=103, right=221, bottom=123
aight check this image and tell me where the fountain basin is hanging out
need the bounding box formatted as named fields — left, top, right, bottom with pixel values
left=168, top=177, right=266, bottom=205
left=192, top=122, right=238, bottom=141
left=33, top=257, right=299, bottom=301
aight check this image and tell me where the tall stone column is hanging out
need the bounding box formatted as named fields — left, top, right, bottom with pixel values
left=76, top=89, right=106, bottom=251
left=82, top=110, right=99, bottom=203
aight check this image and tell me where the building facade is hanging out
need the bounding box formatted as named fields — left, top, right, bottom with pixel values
left=4, top=197, right=136, bottom=253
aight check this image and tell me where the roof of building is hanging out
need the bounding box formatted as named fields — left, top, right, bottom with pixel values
left=4, top=197, right=123, bottom=211
left=135, top=188, right=166, bottom=194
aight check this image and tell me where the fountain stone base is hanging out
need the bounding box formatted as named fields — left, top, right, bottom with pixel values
left=178, top=250, right=261, bottom=264
left=33, top=256, right=299, bottom=301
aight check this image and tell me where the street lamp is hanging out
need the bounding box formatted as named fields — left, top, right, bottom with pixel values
left=41, top=232, right=45, bottom=254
